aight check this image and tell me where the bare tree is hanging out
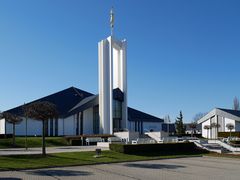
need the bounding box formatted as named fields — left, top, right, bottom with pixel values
left=204, top=125, right=210, bottom=139
left=226, top=123, right=234, bottom=140
left=2, top=112, right=22, bottom=147
left=189, top=121, right=197, bottom=137
left=233, top=97, right=240, bottom=110
left=193, top=112, right=207, bottom=122
left=25, top=101, right=58, bottom=156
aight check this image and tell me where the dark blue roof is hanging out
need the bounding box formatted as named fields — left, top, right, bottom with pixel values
left=218, top=108, right=240, bottom=118
left=5, top=87, right=164, bottom=123
left=128, top=107, right=164, bottom=122
left=6, top=87, right=93, bottom=118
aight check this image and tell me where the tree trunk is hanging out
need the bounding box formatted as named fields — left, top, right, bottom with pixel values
left=12, top=123, right=16, bottom=147
left=230, top=130, right=232, bottom=140
left=42, top=120, right=46, bottom=156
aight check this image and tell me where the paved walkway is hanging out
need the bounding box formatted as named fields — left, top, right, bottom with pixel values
left=0, top=146, right=109, bottom=156
left=0, top=156, right=240, bottom=180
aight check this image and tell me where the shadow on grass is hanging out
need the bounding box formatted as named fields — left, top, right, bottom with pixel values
left=124, top=163, right=185, bottom=169
left=27, top=169, right=93, bottom=177
left=124, top=151, right=207, bottom=157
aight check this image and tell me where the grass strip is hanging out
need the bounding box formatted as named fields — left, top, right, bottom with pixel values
left=0, top=151, right=205, bottom=171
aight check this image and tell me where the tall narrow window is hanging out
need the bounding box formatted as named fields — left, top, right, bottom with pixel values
left=113, top=100, right=122, bottom=131
left=50, top=119, right=53, bottom=136
left=55, top=118, right=58, bottom=136
left=80, top=112, right=83, bottom=135
left=93, top=106, right=99, bottom=134
left=76, top=113, right=80, bottom=135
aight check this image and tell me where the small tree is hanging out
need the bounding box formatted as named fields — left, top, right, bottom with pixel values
left=189, top=121, right=197, bottom=137
left=2, top=112, right=22, bottom=147
left=233, top=97, right=240, bottom=110
left=175, top=111, right=185, bottom=135
left=210, top=122, right=220, bottom=139
left=226, top=123, right=234, bottom=140
left=25, top=101, right=58, bottom=156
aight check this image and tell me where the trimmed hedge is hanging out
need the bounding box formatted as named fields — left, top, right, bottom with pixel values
left=109, top=142, right=206, bottom=155
left=218, top=132, right=240, bottom=138
left=230, top=141, right=240, bottom=144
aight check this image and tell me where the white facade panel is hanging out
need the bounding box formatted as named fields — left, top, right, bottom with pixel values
left=224, top=118, right=236, bottom=132
left=202, top=119, right=211, bottom=138
left=83, top=108, right=93, bottom=134
left=63, top=115, right=75, bottom=136
left=0, top=118, right=5, bottom=134
left=58, top=118, right=64, bottom=136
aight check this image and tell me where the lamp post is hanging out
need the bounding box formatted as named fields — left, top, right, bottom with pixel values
left=25, top=116, right=28, bottom=150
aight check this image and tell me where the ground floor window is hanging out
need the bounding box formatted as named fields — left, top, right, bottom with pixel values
left=113, top=118, right=122, bottom=132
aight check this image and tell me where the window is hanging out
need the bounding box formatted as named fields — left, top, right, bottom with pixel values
left=113, top=100, right=122, bottom=119
left=113, top=100, right=122, bottom=131
left=93, top=106, right=99, bottom=134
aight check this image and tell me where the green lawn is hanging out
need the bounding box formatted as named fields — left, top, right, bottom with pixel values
left=0, top=137, right=69, bottom=148
left=0, top=150, right=205, bottom=170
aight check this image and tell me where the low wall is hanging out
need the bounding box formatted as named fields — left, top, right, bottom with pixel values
left=114, top=131, right=139, bottom=142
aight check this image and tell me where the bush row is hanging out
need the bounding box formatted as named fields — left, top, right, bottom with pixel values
left=218, top=132, right=240, bottom=138
left=109, top=142, right=206, bottom=155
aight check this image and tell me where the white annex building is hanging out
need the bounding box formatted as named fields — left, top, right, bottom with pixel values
left=0, top=10, right=170, bottom=137
left=197, top=108, right=240, bottom=139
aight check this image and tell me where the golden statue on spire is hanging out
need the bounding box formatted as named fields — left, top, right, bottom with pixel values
left=110, top=7, right=114, bottom=36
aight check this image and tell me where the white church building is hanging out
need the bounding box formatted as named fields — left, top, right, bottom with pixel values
left=197, top=108, right=240, bottom=139
left=0, top=10, right=169, bottom=137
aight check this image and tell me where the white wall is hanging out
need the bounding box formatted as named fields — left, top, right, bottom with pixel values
left=201, top=116, right=239, bottom=139
left=1, top=111, right=94, bottom=136
left=0, top=118, right=5, bottom=134
left=5, top=118, right=42, bottom=136
left=224, top=118, right=236, bottom=132
left=202, top=119, right=211, bottom=138
left=83, top=108, right=93, bottom=134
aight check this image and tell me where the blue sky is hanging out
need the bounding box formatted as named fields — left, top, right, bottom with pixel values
left=0, top=0, right=240, bottom=122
